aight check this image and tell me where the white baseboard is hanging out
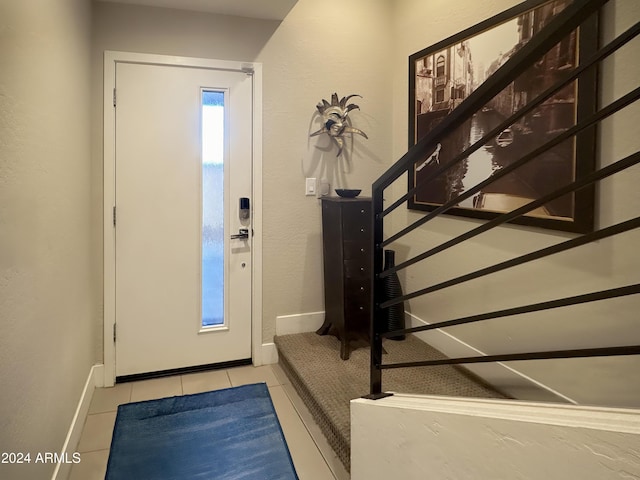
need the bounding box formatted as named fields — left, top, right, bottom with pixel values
left=275, top=311, right=325, bottom=336
left=268, top=311, right=324, bottom=365
left=51, top=364, right=104, bottom=480
left=260, top=342, right=279, bottom=365
left=406, top=312, right=575, bottom=404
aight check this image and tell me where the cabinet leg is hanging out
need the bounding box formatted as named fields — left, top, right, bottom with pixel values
left=316, top=318, right=332, bottom=335
left=340, top=340, right=351, bottom=360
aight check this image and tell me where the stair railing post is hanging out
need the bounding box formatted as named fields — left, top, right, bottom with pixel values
left=369, top=186, right=385, bottom=396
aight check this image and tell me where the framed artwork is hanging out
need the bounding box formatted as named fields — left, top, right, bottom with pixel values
left=408, top=0, right=599, bottom=233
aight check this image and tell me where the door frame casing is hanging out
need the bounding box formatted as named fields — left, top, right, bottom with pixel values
left=103, top=51, right=263, bottom=386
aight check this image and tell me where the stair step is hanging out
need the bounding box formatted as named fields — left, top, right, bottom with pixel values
left=274, top=332, right=506, bottom=471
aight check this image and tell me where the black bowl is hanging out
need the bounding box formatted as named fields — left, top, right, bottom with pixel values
left=335, top=189, right=361, bottom=198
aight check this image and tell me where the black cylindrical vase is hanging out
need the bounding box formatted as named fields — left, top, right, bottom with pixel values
left=383, top=249, right=406, bottom=340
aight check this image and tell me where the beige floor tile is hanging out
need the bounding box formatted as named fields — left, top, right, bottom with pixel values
left=271, top=362, right=291, bottom=386
left=269, top=385, right=336, bottom=480
left=181, top=369, right=232, bottom=395
left=77, top=412, right=117, bottom=453
left=227, top=364, right=280, bottom=387
left=68, top=449, right=109, bottom=480
left=280, top=382, right=350, bottom=480
left=129, top=376, right=183, bottom=402
left=89, top=383, right=132, bottom=414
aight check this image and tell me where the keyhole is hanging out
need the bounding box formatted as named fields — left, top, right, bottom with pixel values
left=241, top=262, right=246, bottom=268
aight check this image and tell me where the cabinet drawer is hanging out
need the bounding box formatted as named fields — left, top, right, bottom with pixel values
left=344, top=260, right=370, bottom=279
left=343, top=241, right=369, bottom=260
left=345, top=281, right=370, bottom=298
left=342, top=221, right=370, bottom=240
left=344, top=296, right=370, bottom=314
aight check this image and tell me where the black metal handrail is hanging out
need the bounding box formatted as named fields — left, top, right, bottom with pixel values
left=382, top=215, right=640, bottom=308
left=380, top=89, right=640, bottom=262
left=369, top=0, right=640, bottom=397
left=381, top=284, right=640, bottom=339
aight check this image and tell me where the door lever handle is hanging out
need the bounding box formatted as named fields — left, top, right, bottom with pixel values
left=230, top=228, right=249, bottom=240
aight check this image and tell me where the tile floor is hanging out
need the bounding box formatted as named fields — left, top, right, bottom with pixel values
left=69, top=364, right=348, bottom=480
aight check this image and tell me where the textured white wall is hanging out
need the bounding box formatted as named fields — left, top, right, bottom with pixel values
left=352, top=394, right=640, bottom=479
left=388, top=0, right=640, bottom=407
left=91, top=0, right=393, bottom=350
left=0, top=0, right=94, bottom=478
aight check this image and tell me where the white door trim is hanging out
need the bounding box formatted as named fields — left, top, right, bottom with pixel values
left=103, top=51, right=263, bottom=386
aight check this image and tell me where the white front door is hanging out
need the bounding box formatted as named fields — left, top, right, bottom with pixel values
left=113, top=60, right=253, bottom=377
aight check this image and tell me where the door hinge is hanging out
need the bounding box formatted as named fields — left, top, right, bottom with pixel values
left=113, top=323, right=117, bottom=342
left=113, top=88, right=116, bottom=107
left=113, top=206, right=116, bottom=226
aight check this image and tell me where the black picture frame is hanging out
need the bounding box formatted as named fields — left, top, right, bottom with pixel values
left=408, top=0, right=599, bottom=233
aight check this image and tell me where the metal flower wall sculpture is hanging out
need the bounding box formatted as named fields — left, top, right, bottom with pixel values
left=310, top=93, right=368, bottom=157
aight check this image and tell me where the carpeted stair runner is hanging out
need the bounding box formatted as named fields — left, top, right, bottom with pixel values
left=274, top=332, right=507, bottom=472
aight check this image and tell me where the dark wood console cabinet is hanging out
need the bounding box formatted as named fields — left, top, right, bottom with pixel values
left=316, top=197, right=372, bottom=360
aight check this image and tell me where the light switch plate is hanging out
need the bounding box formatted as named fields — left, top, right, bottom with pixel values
left=305, top=178, right=316, bottom=196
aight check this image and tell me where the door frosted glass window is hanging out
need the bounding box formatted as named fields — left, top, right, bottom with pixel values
left=202, top=91, right=225, bottom=327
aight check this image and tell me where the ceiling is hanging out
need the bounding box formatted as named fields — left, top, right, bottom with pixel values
left=98, top=0, right=298, bottom=21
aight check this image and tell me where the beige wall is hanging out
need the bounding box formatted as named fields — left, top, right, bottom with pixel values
left=389, top=0, right=640, bottom=407
left=91, top=0, right=393, bottom=355
left=256, top=0, right=393, bottom=340
left=0, top=0, right=94, bottom=478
